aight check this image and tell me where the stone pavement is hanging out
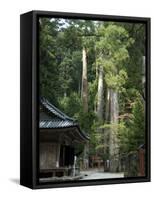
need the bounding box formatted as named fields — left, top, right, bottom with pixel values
left=39, top=169, right=124, bottom=183
left=80, top=169, right=124, bottom=180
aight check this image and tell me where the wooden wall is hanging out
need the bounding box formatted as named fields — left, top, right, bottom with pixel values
left=40, top=142, right=60, bottom=169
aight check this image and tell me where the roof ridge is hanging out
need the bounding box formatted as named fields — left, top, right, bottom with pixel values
left=41, top=97, right=75, bottom=121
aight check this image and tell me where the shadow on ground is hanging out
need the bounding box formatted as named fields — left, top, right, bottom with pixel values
left=9, top=178, right=20, bottom=185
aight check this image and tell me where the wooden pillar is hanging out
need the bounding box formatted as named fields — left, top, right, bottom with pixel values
left=56, top=143, right=60, bottom=168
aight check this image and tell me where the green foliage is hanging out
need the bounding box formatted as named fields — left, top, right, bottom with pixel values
left=88, top=79, right=98, bottom=110
left=117, top=93, right=145, bottom=154
left=89, top=120, right=104, bottom=156
left=39, top=18, right=146, bottom=168
left=128, top=93, right=145, bottom=149
left=59, top=92, right=82, bottom=118
left=96, top=24, right=134, bottom=92
left=105, top=69, right=128, bottom=91
left=39, top=18, right=61, bottom=106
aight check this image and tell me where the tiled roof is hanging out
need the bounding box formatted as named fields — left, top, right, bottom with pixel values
left=40, top=97, right=77, bottom=128
left=40, top=97, right=74, bottom=121
left=40, top=119, right=76, bottom=128
left=39, top=97, right=89, bottom=141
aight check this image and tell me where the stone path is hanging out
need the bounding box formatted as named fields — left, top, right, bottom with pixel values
left=39, top=169, right=124, bottom=183
left=80, top=170, right=124, bottom=180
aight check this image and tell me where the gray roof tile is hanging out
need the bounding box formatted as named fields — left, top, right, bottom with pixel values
left=39, top=97, right=89, bottom=140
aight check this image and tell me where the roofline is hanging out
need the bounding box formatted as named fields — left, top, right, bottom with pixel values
left=40, top=97, right=75, bottom=121
left=40, top=125, right=89, bottom=141
left=40, top=97, right=89, bottom=141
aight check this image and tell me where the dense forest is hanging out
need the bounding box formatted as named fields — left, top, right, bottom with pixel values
left=39, top=17, right=146, bottom=175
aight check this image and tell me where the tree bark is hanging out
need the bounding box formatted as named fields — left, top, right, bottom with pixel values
left=109, top=89, right=119, bottom=172
left=81, top=46, right=89, bottom=169
left=81, top=46, right=88, bottom=112
left=97, top=67, right=104, bottom=121
left=105, top=89, right=110, bottom=123
left=103, top=88, right=110, bottom=162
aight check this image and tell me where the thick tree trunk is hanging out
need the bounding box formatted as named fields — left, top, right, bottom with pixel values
left=95, top=67, right=104, bottom=166
left=81, top=46, right=89, bottom=169
left=97, top=67, right=104, bottom=121
left=109, top=89, right=119, bottom=172
left=105, top=89, right=110, bottom=122
left=103, top=88, right=110, bottom=163
left=81, top=46, right=88, bottom=112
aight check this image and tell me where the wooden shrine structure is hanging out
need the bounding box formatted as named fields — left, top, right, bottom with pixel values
left=39, top=98, right=89, bottom=181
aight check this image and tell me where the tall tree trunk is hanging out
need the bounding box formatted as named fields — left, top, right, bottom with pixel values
left=97, top=67, right=104, bottom=121
left=105, top=89, right=110, bottom=123
left=103, top=88, right=110, bottom=165
left=109, top=89, right=119, bottom=172
left=81, top=46, right=89, bottom=169
left=96, top=66, right=104, bottom=165
left=81, top=46, right=88, bottom=112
